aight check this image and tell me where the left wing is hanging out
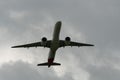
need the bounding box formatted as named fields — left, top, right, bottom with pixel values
left=12, top=40, right=51, bottom=48
left=59, top=40, right=94, bottom=47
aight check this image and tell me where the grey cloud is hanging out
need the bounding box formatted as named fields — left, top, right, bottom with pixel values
left=1, top=0, right=119, bottom=48
left=87, top=66, right=120, bottom=80
left=0, top=0, right=120, bottom=80
left=0, top=61, right=40, bottom=80
left=0, top=61, right=71, bottom=80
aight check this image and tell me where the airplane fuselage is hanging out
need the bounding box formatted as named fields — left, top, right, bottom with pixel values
left=11, top=21, right=94, bottom=68
left=48, top=21, right=61, bottom=67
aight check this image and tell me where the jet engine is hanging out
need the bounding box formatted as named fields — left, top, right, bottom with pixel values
left=65, top=37, right=71, bottom=45
left=41, top=37, right=47, bottom=46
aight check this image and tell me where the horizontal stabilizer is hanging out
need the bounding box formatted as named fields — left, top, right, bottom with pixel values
left=37, top=62, right=61, bottom=66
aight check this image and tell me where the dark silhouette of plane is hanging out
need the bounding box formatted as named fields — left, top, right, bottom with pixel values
left=12, top=21, right=94, bottom=67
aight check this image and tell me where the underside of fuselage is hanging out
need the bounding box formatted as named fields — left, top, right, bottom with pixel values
left=37, top=21, right=62, bottom=67
left=47, top=21, right=61, bottom=67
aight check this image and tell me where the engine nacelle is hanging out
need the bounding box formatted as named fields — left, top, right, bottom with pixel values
left=41, top=37, right=47, bottom=46
left=65, top=37, right=71, bottom=45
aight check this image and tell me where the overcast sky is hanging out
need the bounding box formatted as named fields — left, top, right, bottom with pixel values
left=0, top=0, right=120, bottom=80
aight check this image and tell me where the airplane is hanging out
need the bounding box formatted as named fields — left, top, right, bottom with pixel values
left=12, top=21, right=94, bottom=68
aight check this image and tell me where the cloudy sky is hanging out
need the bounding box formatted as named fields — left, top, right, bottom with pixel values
left=0, top=0, right=120, bottom=80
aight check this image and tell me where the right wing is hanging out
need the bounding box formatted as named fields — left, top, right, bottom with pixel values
left=11, top=40, right=51, bottom=48
left=59, top=40, right=94, bottom=47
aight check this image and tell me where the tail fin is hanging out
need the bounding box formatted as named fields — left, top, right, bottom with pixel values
left=37, top=62, right=61, bottom=67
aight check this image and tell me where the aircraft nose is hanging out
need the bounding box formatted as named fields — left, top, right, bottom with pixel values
left=55, top=21, right=62, bottom=27
left=57, top=21, right=62, bottom=25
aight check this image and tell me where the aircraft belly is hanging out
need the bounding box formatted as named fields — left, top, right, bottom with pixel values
left=48, top=50, right=56, bottom=60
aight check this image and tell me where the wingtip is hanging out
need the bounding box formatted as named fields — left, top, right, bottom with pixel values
left=90, top=44, right=94, bottom=46
left=11, top=46, right=14, bottom=48
left=11, top=46, right=16, bottom=48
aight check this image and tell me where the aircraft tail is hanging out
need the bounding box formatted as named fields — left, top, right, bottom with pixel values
left=37, top=62, right=61, bottom=67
